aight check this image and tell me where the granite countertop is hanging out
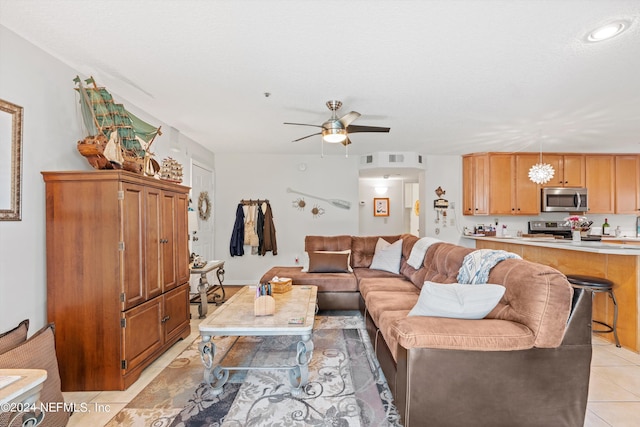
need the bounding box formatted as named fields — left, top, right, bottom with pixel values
left=464, top=235, right=640, bottom=255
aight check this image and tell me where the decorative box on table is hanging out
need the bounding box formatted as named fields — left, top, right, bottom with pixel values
left=269, top=277, right=292, bottom=293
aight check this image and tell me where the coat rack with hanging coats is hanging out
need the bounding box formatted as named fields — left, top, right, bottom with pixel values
left=230, top=199, right=277, bottom=256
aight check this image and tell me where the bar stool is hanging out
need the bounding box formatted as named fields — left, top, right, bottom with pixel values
left=566, top=274, right=621, bottom=348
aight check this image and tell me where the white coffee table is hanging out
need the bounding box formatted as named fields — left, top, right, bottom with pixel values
left=198, top=285, right=317, bottom=396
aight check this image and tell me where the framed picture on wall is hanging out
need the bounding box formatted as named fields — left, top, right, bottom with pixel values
left=374, top=197, right=389, bottom=217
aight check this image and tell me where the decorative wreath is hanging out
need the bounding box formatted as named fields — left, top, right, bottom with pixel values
left=198, top=191, right=211, bottom=221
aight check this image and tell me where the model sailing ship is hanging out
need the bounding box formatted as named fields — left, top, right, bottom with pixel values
left=74, top=76, right=162, bottom=175
left=159, top=157, right=183, bottom=183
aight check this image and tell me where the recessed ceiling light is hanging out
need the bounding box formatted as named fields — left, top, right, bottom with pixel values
left=587, top=20, right=629, bottom=42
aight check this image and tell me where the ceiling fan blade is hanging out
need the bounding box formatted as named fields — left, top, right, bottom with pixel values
left=284, top=122, right=323, bottom=128
left=292, top=132, right=321, bottom=142
left=346, top=124, right=390, bottom=134
left=338, top=111, right=361, bottom=127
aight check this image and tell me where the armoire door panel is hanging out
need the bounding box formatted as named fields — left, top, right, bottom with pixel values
left=121, top=183, right=146, bottom=310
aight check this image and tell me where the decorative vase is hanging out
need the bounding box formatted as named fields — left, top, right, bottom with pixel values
left=572, top=230, right=581, bottom=242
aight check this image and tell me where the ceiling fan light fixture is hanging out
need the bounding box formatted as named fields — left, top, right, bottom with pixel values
left=322, top=128, right=347, bottom=143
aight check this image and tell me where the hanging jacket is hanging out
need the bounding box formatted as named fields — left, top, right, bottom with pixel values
left=230, top=204, right=245, bottom=256
left=256, top=203, right=265, bottom=255
left=260, top=202, right=277, bottom=256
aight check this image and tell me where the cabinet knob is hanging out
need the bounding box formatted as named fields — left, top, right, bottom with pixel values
left=161, top=315, right=170, bottom=323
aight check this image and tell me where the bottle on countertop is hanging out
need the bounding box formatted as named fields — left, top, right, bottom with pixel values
left=602, top=218, right=610, bottom=236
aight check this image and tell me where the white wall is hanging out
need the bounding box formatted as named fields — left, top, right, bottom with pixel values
left=358, top=177, right=406, bottom=236
left=0, top=25, right=214, bottom=332
left=214, top=153, right=360, bottom=284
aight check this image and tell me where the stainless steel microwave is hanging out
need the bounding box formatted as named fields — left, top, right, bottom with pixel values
left=541, top=187, right=588, bottom=212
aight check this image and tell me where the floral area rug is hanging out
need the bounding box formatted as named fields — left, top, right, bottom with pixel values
left=107, top=315, right=402, bottom=426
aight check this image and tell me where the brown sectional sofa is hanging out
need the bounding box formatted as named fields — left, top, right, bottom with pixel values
left=260, top=233, right=593, bottom=426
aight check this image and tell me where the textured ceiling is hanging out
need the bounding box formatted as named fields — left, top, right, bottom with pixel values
left=1, top=0, right=639, bottom=157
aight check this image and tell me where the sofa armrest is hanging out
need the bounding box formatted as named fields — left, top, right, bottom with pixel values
left=388, top=316, right=536, bottom=352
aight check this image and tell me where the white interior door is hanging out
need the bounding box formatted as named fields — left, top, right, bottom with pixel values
left=190, top=162, right=215, bottom=293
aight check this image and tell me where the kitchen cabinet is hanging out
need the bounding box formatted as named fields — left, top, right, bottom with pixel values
left=585, top=155, right=615, bottom=214
left=463, top=154, right=489, bottom=215
left=475, top=153, right=539, bottom=216
left=615, top=155, right=640, bottom=214
left=541, top=154, right=585, bottom=187
left=42, top=170, right=191, bottom=391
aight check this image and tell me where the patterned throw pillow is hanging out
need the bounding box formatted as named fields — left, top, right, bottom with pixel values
left=0, top=319, right=29, bottom=354
left=0, top=323, right=71, bottom=427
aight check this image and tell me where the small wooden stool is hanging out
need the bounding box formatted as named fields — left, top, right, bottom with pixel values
left=566, top=274, right=620, bottom=348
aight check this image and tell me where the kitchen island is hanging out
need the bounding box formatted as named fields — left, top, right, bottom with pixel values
left=466, top=235, right=640, bottom=352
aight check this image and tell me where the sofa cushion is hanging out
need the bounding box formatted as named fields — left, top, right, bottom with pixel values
left=351, top=235, right=402, bottom=268
left=0, top=319, right=29, bottom=354
left=408, top=282, right=506, bottom=319
left=308, top=251, right=350, bottom=273
left=364, top=289, right=419, bottom=324
left=359, top=277, right=418, bottom=300
left=260, top=266, right=357, bottom=292
left=0, top=323, right=71, bottom=427
left=305, top=235, right=352, bottom=253
left=370, top=238, right=403, bottom=274
left=421, top=242, right=475, bottom=286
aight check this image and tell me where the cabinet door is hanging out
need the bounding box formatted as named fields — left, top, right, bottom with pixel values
left=488, top=154, right=514, bottom=215
left=121, top=297, right=163, bottom=373
left=121, top=183, right=146, bottom=310
left=161, top=192, right=178, bottom=291
left=175, top=193, right=190, bottom=286
left=541, top=154, right=564, bottom=187
left=473, top=155, right=489, bottom=215
left=514, top=154, right=540, bottom=215
left=562, top=155, right=585, bottom=187
left=585, top=155, right=614, bottom=214
left=163, top=283, right=190, bottom=343
left=145, top=187, right=163, bottom=300
left=462, top=156, right=474, bottom=215
left=615, top=155, right=640, bottom=214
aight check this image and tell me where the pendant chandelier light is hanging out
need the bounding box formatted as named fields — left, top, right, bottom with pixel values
left=528, top=135, right=555, bottom=184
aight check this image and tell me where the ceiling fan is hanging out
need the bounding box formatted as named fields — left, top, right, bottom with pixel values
left=284, top=100, right=390, bottom=156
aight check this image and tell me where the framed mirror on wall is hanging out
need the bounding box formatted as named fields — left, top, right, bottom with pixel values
left=0, top=98, right=23, bottom=221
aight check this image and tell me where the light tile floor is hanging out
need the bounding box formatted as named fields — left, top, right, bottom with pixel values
left=62, top=303, right=640, bottom=426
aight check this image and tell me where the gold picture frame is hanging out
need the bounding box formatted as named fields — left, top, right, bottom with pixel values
left=374, top=197, right=389, bottom=217
left=0, top=98, right=23, bottom=221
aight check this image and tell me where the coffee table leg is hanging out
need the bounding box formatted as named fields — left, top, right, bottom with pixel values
left=289, top=335, right=314, bottom=396
left=199, top=335, right=228, bottom=395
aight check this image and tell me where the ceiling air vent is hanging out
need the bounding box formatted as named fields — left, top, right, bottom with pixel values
left=361, top=155, right=374, bottom=164
left=388, top=154, right=405, bottom=163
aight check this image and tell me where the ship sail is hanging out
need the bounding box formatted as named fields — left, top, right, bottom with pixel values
left=74, top=76, right=161, bottom=172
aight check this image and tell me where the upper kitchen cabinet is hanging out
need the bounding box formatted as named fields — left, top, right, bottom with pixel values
left=463, top=154, right=489, bottom=215
left=615, top=155, right=640, bottom=214
left=541, top=154, right=585, bottom=188
left=585, top=155, right=615, bottom=214
left=488, top=154, right=539, bottom=215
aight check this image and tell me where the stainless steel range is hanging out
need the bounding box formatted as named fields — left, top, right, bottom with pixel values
left=528, top=220, right=572, bottom=238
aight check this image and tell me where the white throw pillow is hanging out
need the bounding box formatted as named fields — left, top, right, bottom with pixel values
left=408, top=281, right=506, bottom=319
left=369, top=238, right=403, bottom=274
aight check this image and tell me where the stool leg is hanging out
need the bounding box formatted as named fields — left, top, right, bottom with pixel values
left=609, top=290, right=621, bottom=348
